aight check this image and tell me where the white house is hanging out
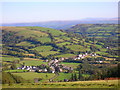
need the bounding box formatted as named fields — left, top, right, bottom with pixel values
left=52, top=71, right=55, bottom=73
left=44, top=68, right=47, bottom=72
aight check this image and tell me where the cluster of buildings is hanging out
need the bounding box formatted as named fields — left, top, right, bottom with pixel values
left=73, top=53, right=97, bottom=60
left=96, top=61, right=103, bottom=63
left=17, top=58, right=74, bottom=73
left=47, top=59, right=73, bottom=73
left=17, top=53, right=97, bottom=73
left=74, top=53, right=88, bottom=60
left=17, top=65, right=48, bottom=72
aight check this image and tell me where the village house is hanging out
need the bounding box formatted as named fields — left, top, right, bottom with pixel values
left=43, top=59, right=49, bottom=62
left=17, top=65, right=48, bottom=73
left=96, top=61, right=103, bottom=63
left=17, top=52, right=98, bottom=74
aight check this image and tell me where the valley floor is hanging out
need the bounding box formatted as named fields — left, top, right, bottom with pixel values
left=2, top=80, right=119, bottom=88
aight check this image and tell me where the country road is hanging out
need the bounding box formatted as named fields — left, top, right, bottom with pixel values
left=49, top=72, right=59, bottom=82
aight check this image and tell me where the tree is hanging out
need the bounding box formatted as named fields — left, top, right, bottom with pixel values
left=2, top=72, right=26, bottom=84
left=78, top=70, right=82, bottom=80
left=76, top=64, right=82, bottom=71
left=71, top=74, right=74, bottom=81
left=55, top=66, right=60, bottom=73
left=74, top=73, right=78, bottom=81
left=22, top=62, right=25, bottom=66
left=10, top=64, right=16, bottom=70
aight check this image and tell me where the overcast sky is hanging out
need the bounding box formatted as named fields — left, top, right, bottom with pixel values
left=1, top=1, right=118, bottom=23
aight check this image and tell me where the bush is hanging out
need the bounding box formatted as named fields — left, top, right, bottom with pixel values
left=2, top=72, right=26, bottom=84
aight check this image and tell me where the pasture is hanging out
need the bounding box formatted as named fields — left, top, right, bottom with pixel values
left=39, top=51, right=59, bottom=57
left=2, top=56, right=20, bottom=62
left=31, top=46, right=53, bottom=52
left=12, top=72, right=55, bottom=82
left=2, top=80, right=119, bottom=88
left=5, top=70, right=28, bottom=73
left=61, top=62, right=80, bottom=68
left=29, top=26, right=66, bottom=36
left=57, top=42, right=71, bottom=47
left=2, top=27, right=48, bottom=38
left=20, top=59, right=47, bottom=66
left=66, top=45, right=90, bottom=52
left=37, top=37, right=51, bottom=43
left=15, top=29, right=48, bottom=38
left=16, top=41, right=35, bottom=47
left=55, top=54, right=76, bottom=58
left=54, top=73, right=71, bottom=81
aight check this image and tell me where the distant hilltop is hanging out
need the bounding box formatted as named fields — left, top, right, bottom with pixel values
left=1, top=18, right=118, bottom=30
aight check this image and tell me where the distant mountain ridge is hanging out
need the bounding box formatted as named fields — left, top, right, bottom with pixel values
left=2, top=18, right=118, bottom=29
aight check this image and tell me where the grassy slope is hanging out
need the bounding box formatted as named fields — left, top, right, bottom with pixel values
left=31, top=46, right=53, bottom=52
left=2, top=26, right=117, bottom=58
left=54, top=73, right=71, bottom=81
left=16, top=41, right=35, bottom=47
left=2, top=80, right=119, bottom=88
left=2, top=56, right=20, bottom=61
left=39, top=51, right=59, bottom=57
left=2, top=27, right=48, bottom=38
left=61, top=62, right=80, bottom=69
left=57, top=42, right=71, bottom=47
left=66, top=24, right=118, bottom=38
left=55, top=54, right=76, bottom=58
left=5, top=70, right=28, bottom=73
left=2, top=26, right=119, bottom=88
left=66, top=45, right=90, bottom=52
left=32, top=27, right=66, bottom=36
left=12, top=72, right=55, bottom=82
left=20, top=60, right=47, bottom=66
left=37, top=37, right=51, bottom=43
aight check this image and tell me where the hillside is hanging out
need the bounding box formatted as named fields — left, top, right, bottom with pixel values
left=2, top=26, right=119, bottom=86
left=2, top=80, right=119, bottom=88
left=66, top=24, right=119, bottom=39
left=2, top=26, right=119, bottom=58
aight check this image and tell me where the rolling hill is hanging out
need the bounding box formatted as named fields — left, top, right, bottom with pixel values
left=2, top=25, right=119, bottom=60
left=66, top=24, right=119, bottom=39
left=2, top=26, right=119, bottom=86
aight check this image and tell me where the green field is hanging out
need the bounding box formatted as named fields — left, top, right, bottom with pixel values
left=2, top=26, right=119, bottom=89
left=2, top=80, right=119, bottom=88
left=66, top=24, right=118, bottom=39
left=82, top=74, right=90, bottom=78
left=16, top=29, right=48, bottom=38
left=21, top=60, right=47, bottom=66
left=31, top=46, right=53, bottom=52
left=54, top=73, right=71, bottom=81
left=5, top=70, right=28, bottom=73
left=100, top=48, right=107, bottom=52
left=61, top=62, right=80, bottom=68
left=57, top=42, right=71, bottom=47
left=12, top=72, right=55, bottom=82
left=29, top=26, right=66, bottom=36
left=16, top=41, right=35, bottom=47
left=55, top=54, right=76, bottom=58
left=40, top=51, right=59, bottom=57
left=96, top=51, right=108, bottom=55
left=95, top=45, right=102, bottom=48
left=66, top=45, right=90, bottom=52
left=3, top=27, right=48, bottom=38
left=2, top=56, right=20, bottom=61
left=37, top=37, right=51, bottom=43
